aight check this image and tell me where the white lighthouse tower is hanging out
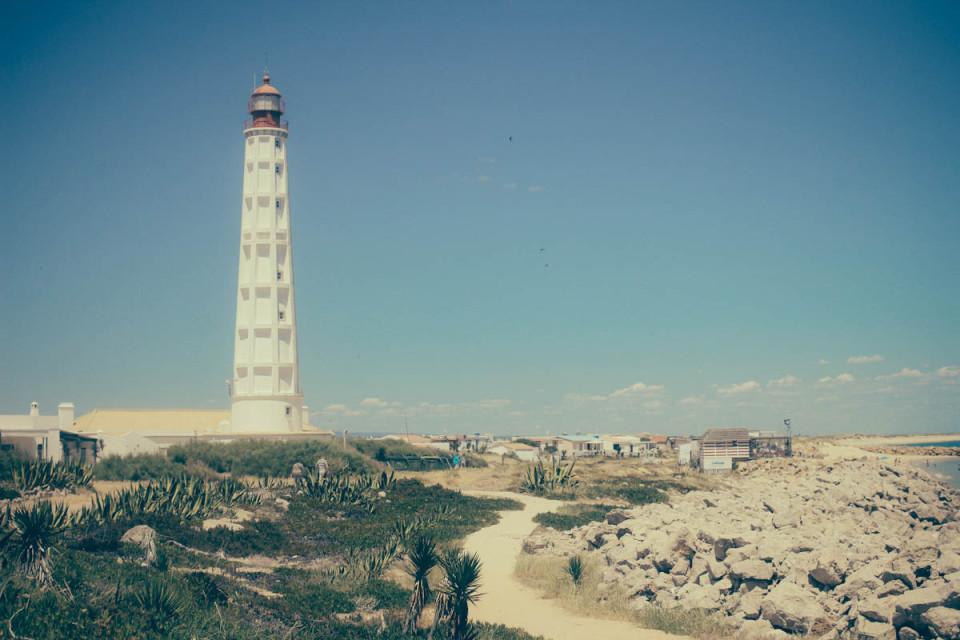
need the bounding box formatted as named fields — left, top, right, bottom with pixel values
left=230, top=74, right=305, bottom=432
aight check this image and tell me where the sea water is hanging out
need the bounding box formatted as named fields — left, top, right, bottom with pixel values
left=906, top=441, right=960, bottom=488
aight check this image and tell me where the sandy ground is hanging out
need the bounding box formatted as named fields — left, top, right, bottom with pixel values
left=462, top=491, right=681, bottom=640
left=818, top=433, right=960, bottom=462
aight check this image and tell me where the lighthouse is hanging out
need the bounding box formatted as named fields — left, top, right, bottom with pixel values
left=230, top=74, right=305, bottom=432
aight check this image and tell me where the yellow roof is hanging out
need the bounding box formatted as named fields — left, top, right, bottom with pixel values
left=74, top=409, right=335, bottom=438
left=74, top=409, right=231, bottom=436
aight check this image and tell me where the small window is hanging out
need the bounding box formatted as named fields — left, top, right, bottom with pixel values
left=279, top=310, right=285, bottom=320
left=276, top=271, right=282, bottom=281
left=275, top=165, right=281, bottom=174
left=275, top=199, right=280, bottom=208
left=275, top=138, right=281, bottom=148
left=285, top=406, right=291, bottom=415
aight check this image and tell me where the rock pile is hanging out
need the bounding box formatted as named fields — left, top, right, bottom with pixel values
left=522, top=459, right=960, bottom=639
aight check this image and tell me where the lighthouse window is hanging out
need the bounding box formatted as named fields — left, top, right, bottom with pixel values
left=276, top=271, right=282, bottom=281
left=275, top=165, right=281, bottom=174
left=275, top=138, right=281, bottom=148
left=275, top=199, right=280, bottom=208
left=279, top=310, right=285, bottom=320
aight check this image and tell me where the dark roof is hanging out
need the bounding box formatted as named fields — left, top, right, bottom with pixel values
left=701, top=428, right=751, bottom=444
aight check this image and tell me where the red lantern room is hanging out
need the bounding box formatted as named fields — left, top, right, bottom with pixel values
left=246, top=75, right=287, bottom=130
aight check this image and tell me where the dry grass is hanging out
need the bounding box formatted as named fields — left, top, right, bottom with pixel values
left=515, top=554, right=759, bottom=639
left=397, top=455, right=528, bottom=492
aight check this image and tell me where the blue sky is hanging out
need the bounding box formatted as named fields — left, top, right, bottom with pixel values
left=1, top=1, right=958, bottom=436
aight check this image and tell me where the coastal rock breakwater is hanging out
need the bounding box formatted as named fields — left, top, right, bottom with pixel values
left=522, top=459, right=960, bottom=640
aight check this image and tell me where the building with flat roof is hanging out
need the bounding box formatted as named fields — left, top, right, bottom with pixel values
left=0, top=402, right=98, bottom=463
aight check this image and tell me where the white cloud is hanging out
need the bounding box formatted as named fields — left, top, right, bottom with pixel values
left=323, top=404, right=347, bottom=412
left=360, top=398, right=388, bottom=408
left=937, top=365, right=960, bottom=378
left=503, top=182, right=517, bottom=191
left=528, top=186, right=543, bottom=192
left=609, top=381, right=666, bottom=398
left=886, top=368, right=923, bottom=378
left=589, top=395, right=607, bottom=402
left=477, top=175, right=491, bottom=182
left=847, top=354, right=884, bottom=364
left=767, top=374, right=800, bottom=388
left=478, top=157, right=497, bottom=163
left=717, top=381, right=761, bottom=396
left=379, top=408, right=399, bottom=416
left=679, top=397, right=701, bottom=405
left=642, top=400, right=664, bottom=410
left=817, top=359, right=830, bottom=365
left=819, top=373, right=855, bottom=385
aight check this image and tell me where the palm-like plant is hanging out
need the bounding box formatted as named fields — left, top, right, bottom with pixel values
left=564, top=555, right=585, bottom=586
left=403, top=535, right=438, bottom=633
left=437, top=550, right=483, bottom=640
left=3, top=501, right=70, bottom=588
left=133, top=579, right=184, bottom=631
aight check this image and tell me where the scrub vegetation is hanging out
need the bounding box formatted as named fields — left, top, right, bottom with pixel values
left=92, top=437, right=483, bottom=481
left=0, top=443, right=532, bottom=640
left=514, top=553, right=736, bottom=638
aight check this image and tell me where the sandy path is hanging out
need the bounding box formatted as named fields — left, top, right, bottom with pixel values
left=462, top=491, right=680, bottom=640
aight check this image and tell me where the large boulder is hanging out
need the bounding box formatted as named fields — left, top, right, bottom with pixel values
left=707, top=556, right=728, bottom=580
left=714, top=533, right=749, bottom=561
left=730, top=559, right=775, bottom=582
left=758, top=536, right=791, bottom=563
left=810, top=548, right=851, bottom=587
left=858, top=596, right=895, bottom=624
left=605, top=510, right=629, bottom=526
left=918, top=606, right=960, bottom=639
left=761, top=582, right=827, bottom=634
left=892, top=582, right=960, bottom=627
left=121, top=525, right=158, bottom=565
left=935, top=551, right=960, bottom=578
left=678, top=584, right=722, bottom=611
left=852, top=617, right=897, bottom=640
left=606, top=543, right=639, bottom=568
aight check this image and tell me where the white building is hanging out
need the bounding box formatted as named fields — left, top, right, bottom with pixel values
left=488, top=441, right=539, bottom=462
left=0, top=402, right=98, bottom=463
left=230, top=74, right=306, bottom=433
left=74, top=409, right=334, bottom=457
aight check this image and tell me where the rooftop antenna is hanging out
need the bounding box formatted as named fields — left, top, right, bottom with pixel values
left=404, top=413, right=410, bottom=442
left=784, top=418, right=792, bottom=437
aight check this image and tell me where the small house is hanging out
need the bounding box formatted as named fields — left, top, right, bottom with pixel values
left=488, top=441, right=539, bottom=462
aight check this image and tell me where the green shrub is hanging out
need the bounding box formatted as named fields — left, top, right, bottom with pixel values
left=167, top=439, right=376, bottom=477
left=532, top=503, right=616, bottom=531
left=93, top=453, right=189, bottom=481
left=584, top=477, right=669, bottom=505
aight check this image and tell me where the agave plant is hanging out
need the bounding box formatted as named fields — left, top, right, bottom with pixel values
left=3, top=501, right=70, bottom=588
left=436, top=549, right=483, bottom=640
left=75, top=474, right=260, bottom=525
left=564, top=555, right=585, bottom=586
left=133, top=579, right=184, bottom=630
left=520, top=459, right=579, bottom=494
left=295, top=469, right=379, bottom=510
left=402, top=535, right=438, bottom=633
left=11, top=459, right=94, bottom=492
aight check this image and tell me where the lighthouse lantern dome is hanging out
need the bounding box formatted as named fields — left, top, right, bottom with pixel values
left=246, top=74, right=287, bottom=129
